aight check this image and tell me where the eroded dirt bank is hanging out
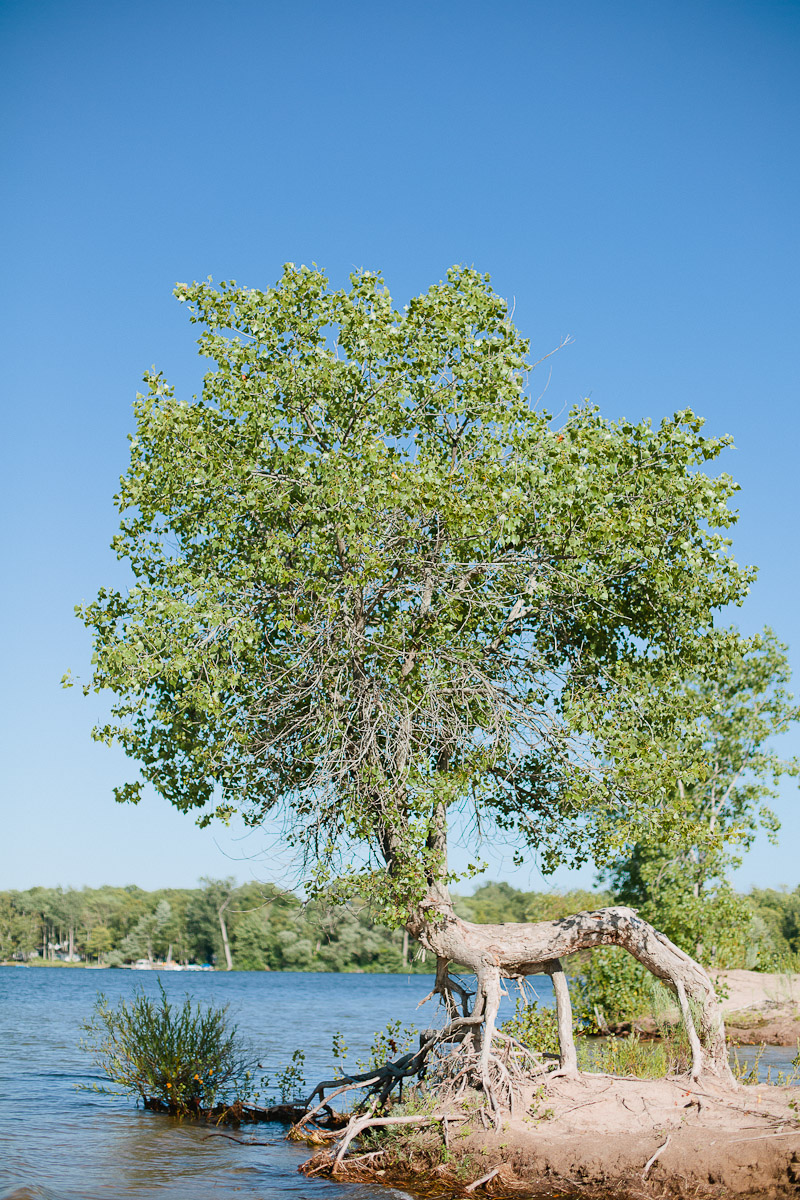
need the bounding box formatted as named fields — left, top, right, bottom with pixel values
left=715, top=970, right=800, bottom=1048
left=309, top=1074, right=800, bottom=1199
left=616, top=970, right=800, bottom=1047
left=472, top=1074, right=800, bottom=1198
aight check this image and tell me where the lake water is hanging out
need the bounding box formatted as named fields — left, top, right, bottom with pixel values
left=0, top=966, right=554, bottom=1200
left=0, top=966, right=794, bottom=1200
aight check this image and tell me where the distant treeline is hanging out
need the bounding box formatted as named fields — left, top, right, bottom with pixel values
left=1, top=879, right=798, bottom=971
left=0, top=879, right=421, bottom=972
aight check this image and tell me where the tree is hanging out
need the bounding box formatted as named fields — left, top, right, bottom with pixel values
left=454, top=881, right=612, bottom=925
left=87, top=924, right=113, bottom=963
left=198, top=878, right=235, bottom=970
left=182, top=880, right=235, bottom=966
left=0, top=892, right=40, bottom=961
left=120, top=899, right=172, bottom=964
left=232, top=911, right=271, bottom=970
left=609, top=629, right=799, bottom=964
left=747, top=887, right=800, bottom=967
left=76, top=264, right=759, bottom=1092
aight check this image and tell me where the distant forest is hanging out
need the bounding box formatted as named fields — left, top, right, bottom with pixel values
left=1, top=880, right=798, bottom=972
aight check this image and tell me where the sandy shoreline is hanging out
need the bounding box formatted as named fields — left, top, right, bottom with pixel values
left=714, top=969, right=800, bottom=1049
left=314, top=1073, right=800, bottom=1198
left=301, top=973, right=800, bottom=1199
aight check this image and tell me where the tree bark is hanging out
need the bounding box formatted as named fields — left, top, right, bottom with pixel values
left=218, top=897, right=233, bottom=971
left=407, top=896, right=732, bottom=1084
left=546, top=958, right=578, bottom=1076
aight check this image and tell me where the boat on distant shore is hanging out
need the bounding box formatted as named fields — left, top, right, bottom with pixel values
left=128, top=960, right=214, bottom=971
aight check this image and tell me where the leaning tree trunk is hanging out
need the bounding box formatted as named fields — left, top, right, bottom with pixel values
left=296, top=894, right=734, bottom=1146
left=407, top=894, right=733, bottom=1087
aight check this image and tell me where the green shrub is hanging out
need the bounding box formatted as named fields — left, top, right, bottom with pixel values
left=81, top=983, right=257, bottom=1114
left=577, top=1027, right=691, bottom=1077
left=274, top=1048, right=306, bottom=1102
left=357, top=1018, right=418, bottom=1072
left=730, top=1044, right=800, bottom=1087
left=571, top=947, right=670, bottom=1028
left=500, top=998, right=560, bottom=1055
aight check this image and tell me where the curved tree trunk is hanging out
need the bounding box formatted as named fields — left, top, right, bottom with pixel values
left=407, top=895, right=733, bottom=1085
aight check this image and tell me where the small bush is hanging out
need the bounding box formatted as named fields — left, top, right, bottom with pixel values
left=81, top=982, right=257, bottom=1114
left=571, top=947, right=672, bottom=1029
left=357, top=1018, right=417, bottom=1072
left=730, top=1044, right=800, bottom=1087
left=500, top=999, right=560, bottom=1055
left=274, top=1048, right=306, bottom=1102
left=577, top=1027, right=691, bottom=1078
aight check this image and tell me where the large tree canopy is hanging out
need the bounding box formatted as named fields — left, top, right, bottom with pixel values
left=78, top=264, right=754, bottom=920
left=76, top=264, right=777, bottom=1089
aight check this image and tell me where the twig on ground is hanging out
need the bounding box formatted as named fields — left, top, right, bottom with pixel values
left=729, top=1129, right=800, bottom=1144
left=683, top=1086, right=791, bottom=1121
left=465, top=1166, right=501, bottom=1192
left=560, top=1097, right=609, bottom=1115
left=642, top=1134, right=671, bottom=1179
left=335, top=1149, right=386, bottom=1166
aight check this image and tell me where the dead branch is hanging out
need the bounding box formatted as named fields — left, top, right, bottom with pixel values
left=642, top=1135, right=671, bottom=1179
left=465, top=1166, right=502, bottom=1192
left=296, top=1075, right=379, bottom=1130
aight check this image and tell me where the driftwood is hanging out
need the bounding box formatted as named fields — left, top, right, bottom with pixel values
left=143, top=1097, right=339, bottom=1126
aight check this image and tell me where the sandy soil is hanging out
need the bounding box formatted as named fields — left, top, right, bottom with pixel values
left=480, top=1073, right=800, bottom=1197
left=324, top=1073, right=800, bottom=1198
left=714, top=970, right=800, bottom=1013
left=713, top=970, right=800, bottom=1048
left=304, top=971, right=800, bottom=1196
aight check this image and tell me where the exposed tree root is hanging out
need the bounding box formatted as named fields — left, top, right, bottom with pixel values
left=142, top=1096, right=319, bottom=1125
left=465, top=1166, right=502, bottom=1192
left=547, top=957, right=578, bottom=1077
left=332, top=1111, right=470, bottom=1170
left=292, top=1076, right=380, bottom=1136
left=405, top=903, right=735, bottom=1086
left=297, top=907, right=738, bottom=1176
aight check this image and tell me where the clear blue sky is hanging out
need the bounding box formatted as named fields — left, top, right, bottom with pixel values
left=1, top=0, right=798, bottom=895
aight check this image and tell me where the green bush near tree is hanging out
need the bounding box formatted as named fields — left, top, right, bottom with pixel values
left=569, top=947, right=668, bottom=1028
left=500, top=997, right=561, bottom=1055
left=81, top=983, right=257, bottom=1114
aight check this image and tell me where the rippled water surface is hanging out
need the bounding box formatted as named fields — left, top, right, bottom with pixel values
left=2, top=966, right=793, bottom=1200
left=0, top=966, right=554, bottom=1200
